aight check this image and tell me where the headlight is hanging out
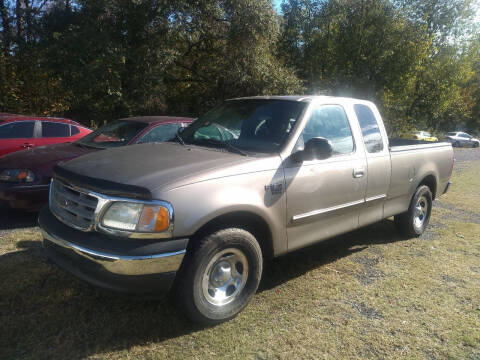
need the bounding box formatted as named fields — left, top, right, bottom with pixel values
left=0, top=169, right=35, bottom=183
left=101, top=201, right=171, bottom=233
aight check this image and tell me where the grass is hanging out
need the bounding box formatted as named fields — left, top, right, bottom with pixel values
left=1, top=162, right=480, bottom=359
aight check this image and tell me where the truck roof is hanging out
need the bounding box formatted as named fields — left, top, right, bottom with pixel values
left=229, top=95, right=372, bottom=103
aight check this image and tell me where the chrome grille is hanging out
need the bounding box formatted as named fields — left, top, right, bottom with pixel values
left=50, top=179, right=99, bottom=231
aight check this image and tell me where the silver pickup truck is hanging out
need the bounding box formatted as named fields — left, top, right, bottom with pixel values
left=38, top=96, right=454, bottom=324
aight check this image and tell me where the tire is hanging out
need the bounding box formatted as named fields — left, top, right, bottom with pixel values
left=394, top=185, right=432, bottom=238
left=473, top=142, right=479, bottom=148
left=453, top=141, right=459, bottom=147
left=174, top=228, right=263, bottom=325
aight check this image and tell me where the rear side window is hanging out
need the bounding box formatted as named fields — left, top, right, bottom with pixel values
left=42, top=122, right=70, bottom=137
left=71, top=126, right=80, bottom=135
left=354, top=104, right=384, bottom=153
left=297, top=104, right=354, bottom=155
left=138, top=123, right=182, bottom=143
left=0, top=121, right=35, bottom=139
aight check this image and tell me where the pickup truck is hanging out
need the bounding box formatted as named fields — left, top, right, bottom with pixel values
left=38, top=96, right=454, bottom=324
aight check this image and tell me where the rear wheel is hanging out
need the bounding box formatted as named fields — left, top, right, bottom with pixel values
left=473, top=142, right=479, bottom=148
left=395, top=185, right=432, bottom=237
left=175, top=228, right=263, bottom=325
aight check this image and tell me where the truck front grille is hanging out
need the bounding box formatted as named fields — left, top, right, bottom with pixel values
left=50, top=179, right=99, bottom=231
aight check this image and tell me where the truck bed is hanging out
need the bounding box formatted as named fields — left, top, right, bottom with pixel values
left=384, top=138, right=453, bottom=219
left=389, top=138, right=450, bottom=150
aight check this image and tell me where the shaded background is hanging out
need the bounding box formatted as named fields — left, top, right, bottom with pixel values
left=0, top=0, right=479, bottom=136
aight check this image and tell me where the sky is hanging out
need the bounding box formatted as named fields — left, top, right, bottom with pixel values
left=273, top=0, right=283, bottom=13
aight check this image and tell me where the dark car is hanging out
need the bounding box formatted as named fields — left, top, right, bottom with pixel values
left=0, top=115, right=91, bottom=157
left=0, top=116, right=193, bottom=211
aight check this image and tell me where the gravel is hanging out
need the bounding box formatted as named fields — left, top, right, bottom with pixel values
left=453, top=147, right=480, bottom=163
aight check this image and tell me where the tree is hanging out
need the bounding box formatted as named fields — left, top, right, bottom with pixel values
left=279, top=0, right=479, bottom=134
left=0, top=0, right=11, bottom=55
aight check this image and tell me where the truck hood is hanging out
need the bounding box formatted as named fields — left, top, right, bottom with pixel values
left=59, top=142, right=280, bottom=193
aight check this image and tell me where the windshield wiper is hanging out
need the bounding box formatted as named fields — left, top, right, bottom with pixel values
left=221, top=141, right=248, bottom=156
left=192, top=138, right=247, bottom=156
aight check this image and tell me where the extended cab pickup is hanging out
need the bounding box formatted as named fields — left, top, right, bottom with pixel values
left=38, top=96, right=454, bottom=324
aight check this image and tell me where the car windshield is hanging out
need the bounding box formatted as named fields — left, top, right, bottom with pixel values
left=77, top=120, right=148, bottom=148
left=180, top=99, right=307, bottom=154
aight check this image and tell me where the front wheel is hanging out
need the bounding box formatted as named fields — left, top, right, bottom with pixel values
left=174, top=228, right=263, bottom=325
left=395, top=185, right=432, bottom=237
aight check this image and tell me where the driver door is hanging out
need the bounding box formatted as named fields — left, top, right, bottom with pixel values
left=284, top=104, right=367, bottom=251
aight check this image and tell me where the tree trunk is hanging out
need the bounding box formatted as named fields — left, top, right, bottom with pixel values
left=24, top=0, right=32, bottom=42
left=0, top=0, right=11, bottom=55
left=16, top=0, right=24, bottom=42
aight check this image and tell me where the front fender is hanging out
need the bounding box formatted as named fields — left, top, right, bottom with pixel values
left=154, top=169, right=288, bottom=256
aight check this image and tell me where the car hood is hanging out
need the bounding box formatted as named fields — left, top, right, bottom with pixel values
left=0, top=142, right=94, bottom=178
left=59, top=142, right=281, bottom=193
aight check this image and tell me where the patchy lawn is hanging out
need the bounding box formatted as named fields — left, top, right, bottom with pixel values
left=1, top=161, right=479, bottom=360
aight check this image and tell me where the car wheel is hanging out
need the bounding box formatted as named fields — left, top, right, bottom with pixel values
left=473, top=142, right=479, bottom=148
left=175, top=228, right=263, bottom=325
left=394, top=185, right=432, bottom=238
left=453, top=141, right=459, bottom=147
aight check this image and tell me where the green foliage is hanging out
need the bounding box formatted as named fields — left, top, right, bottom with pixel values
left=0, top=0, right=478, bottom=134
left=1, top=0, right=303, bottom=125
left=280, top=0, right=479, bottom=135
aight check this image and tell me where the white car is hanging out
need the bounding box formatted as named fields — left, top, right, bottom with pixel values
left=445, top=132, right=480, bottom=148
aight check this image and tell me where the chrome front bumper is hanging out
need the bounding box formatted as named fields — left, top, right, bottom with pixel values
left=39, top=207, right=188, bottom=294
left=42, top=228, right=185, bottom=276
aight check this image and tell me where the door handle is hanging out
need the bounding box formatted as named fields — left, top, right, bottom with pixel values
left=353, top=167, right=365, bottom=178
left=21, top=143, right=34, bottom=149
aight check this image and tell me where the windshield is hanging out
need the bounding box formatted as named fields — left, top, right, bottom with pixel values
left=180, top=99, right=307, bottom=154
left=78, top=120, right=148, bottom=148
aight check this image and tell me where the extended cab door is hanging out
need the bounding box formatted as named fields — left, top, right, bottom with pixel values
left=353, top=103, right=391, bottom=227
left=284, top=103, right=367, bottom=251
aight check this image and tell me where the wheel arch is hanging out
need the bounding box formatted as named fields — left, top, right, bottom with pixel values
left=188, top=211, right=275, bottom=260
left=418, top=174, right=437, bottom=200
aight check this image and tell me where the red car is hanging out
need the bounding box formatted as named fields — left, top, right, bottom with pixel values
left=0, top=116, right=193, bottom=211
left=0, top=115, right=91, bottom=157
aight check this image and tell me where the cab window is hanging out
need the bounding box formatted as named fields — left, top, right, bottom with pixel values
left=295, top=104, right=354, bottom=155
left=354, top=104, right=384, bottom=153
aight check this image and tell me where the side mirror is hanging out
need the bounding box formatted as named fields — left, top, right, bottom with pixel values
left=292, top=137, right=333, bottom=162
